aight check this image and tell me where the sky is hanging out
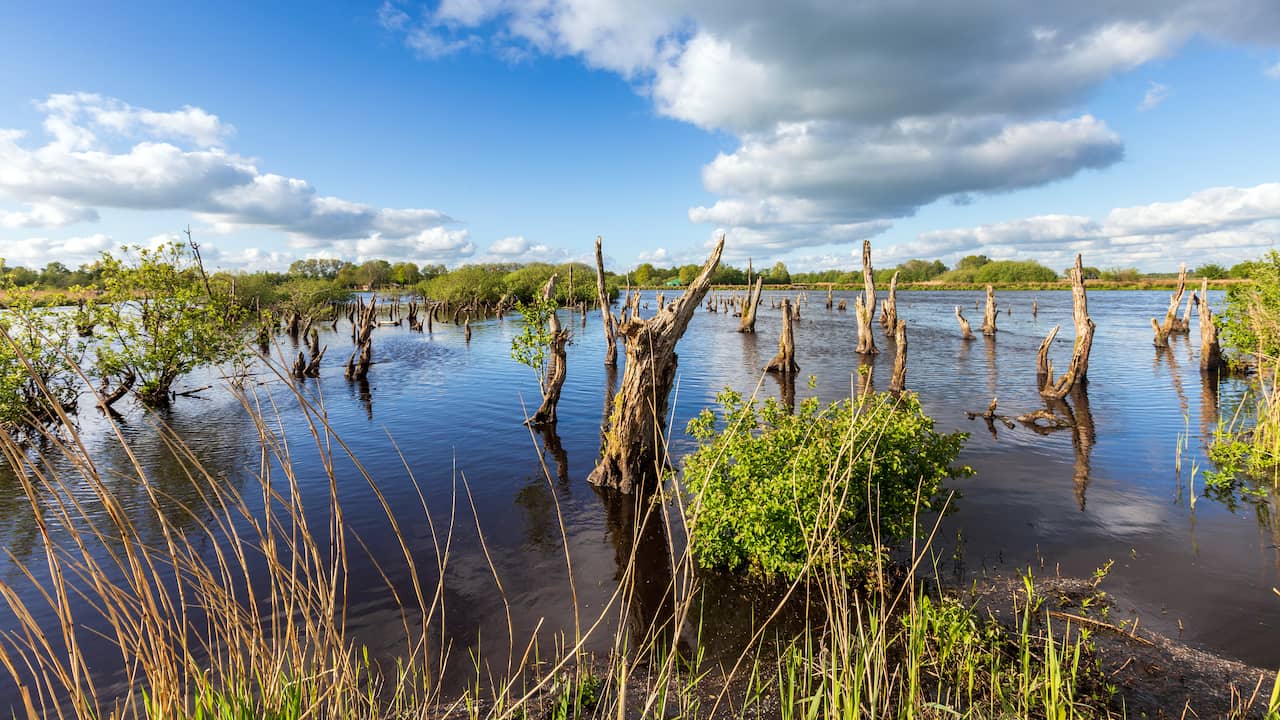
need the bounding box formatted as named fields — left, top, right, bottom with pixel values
left=1, top=1, right=1279, bottom=274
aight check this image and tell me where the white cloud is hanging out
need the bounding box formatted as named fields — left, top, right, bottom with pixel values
left=1138, top=81, right=1171, bottom=110
left=881, top=182, right=1280, bottom=270
left=0, top=233, right=113, bottom=267
left=0, top=93, right=470, bottom=267
left=1266, top=61, right=1280, bottom=78
left=488, top=235, right=530, bottom=255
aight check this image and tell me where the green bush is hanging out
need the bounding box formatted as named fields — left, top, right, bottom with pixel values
left=682, top=389, right=968, bottom=580
left=1222, top=250, right=1280, bottom=360
left=0, top=284, right=85, bottom=437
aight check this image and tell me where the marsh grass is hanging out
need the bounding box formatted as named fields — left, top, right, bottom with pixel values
left=0, top=340, right=1206, bottom=719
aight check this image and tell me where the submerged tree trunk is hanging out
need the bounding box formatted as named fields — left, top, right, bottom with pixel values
left=879, top=271, right=899, bottom=331
left=981, top=285, right=997, bottom=336
left=955, top=306, right=976, bottom=340
left=594, top=236, right=619, bottom=366
left=1153, top=263, right=1187, bottom=347
left=1198, top=278, right=1224, bottom=373
left=1037, top=254, right=1095, bottom=399
left=889, top=319, right=907, bottom=394
left=764, top=298, right=799, bottom=375
left=738, top=276, right=764, bottom=333
left=589, top=235, right=725, bottom=494
left=855, top=240, right=878, bottom=355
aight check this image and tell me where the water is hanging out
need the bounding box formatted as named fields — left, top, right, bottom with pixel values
left=1, top=289, right=1278, bottom=709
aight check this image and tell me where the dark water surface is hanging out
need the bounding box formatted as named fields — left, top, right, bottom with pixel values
left=2, top=289, right=1278, bottom=708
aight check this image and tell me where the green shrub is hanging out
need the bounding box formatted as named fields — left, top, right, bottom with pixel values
left=682, top=390, right=968, bottom=580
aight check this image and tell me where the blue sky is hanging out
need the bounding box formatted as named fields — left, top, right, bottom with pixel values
left=1, top=2, right=1279, bottom=274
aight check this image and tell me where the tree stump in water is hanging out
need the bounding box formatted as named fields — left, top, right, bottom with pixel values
left=837, top=298, right=847, bottom=311
left=1032, top=297, right=1038, bottom=318
left=1153, top=263, right=1187, bottom=347
left=1198, top=278, right=1224, bottom=372
left=738, top=276, right=764, bottom=333
left=529, top=313, right=569, bottom=427
left=855, top=240, right=878, bottom=355
left=955, top=306, right=975, bottom=340
left=888, top=319, right=907, bottom=394
left=594, top=236, right=619, bottom=366
left=879, top=271, right=899, bottom=331
left=764, top=298, right=799, bottom=375
left=589, top=235, right=724, bottom=494
left=826, top=285, right=833, bottom=310
left=464, top=316, right=472, bottom=343
left=345, top=297, right=377, bottom=380
left=981, top=285, right=997, bottom=336
left=1036, top=254, right=1095, bottom=399
left=1177, top=289, right=1195, bottom=333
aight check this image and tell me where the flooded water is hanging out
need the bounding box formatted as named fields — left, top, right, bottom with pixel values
left=2, top=288, right=1278, bottom=709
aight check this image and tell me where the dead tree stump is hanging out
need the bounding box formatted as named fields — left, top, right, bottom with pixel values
left=826, top=285, right=834, bottom=310
left=738, top=277, right=764, bottom=333
left=855, top=239, right=878, bottom=355
left=594, top=236, right=618, bottom=366
left=1032, top=298, right=1039, bottom=318
left=889, top=319, right=907, bottom=394
left=528, top=315, right=569, bottom=427
left=1037, top=254, right=1095, bottom=399
left=879, top=271, right=899, bottom=331
left=1198, top=278, right=1224, bottom=372
left=955, top=306, right=976, bottom=340
left=981, top=285, right=997, bottom=336
left=1177, top=289, right=1195, bottom=333
left=1153, top=263, right=1187, bottom=347
left=588, top=235, right=724, bottom=494
left=764, top=298, right=799, bottom=375
left=345, top=297, right=376, bottom=380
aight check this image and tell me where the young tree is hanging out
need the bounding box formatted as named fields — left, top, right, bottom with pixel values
left=0, top=284, right=86, bottom=438
left=95, top=242, right=246, bottom=407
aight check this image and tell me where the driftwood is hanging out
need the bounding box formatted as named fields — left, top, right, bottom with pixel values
left=855, top=240, right=877, bottom=355
left=981, top=285, right=997, bottom=336
left=764, top=298, right=799, bottom=375
left=738, top=277, right=764, bottom=333
left=955, top=306, right=976, bottom=340
left=879, top=271, right=899, bottom=331
left=1198, top=278, right=1224, bottom=372
left=888, top=319, right=907, bottom=393
left=1037, top=254, right=1095, bottom=399
left=589, top=235, right=724, bottom=494
left=1153, top=263, right=1188, bottom=347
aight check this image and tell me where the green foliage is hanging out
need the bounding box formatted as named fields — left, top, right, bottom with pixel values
left=765, top=261, right=791, bottom=285
left=511, top=294, right=558, bottom=389
left=955, top=254, right=991, bottom=271
left=0, top=284, right=84, bottom=437
left=1099, top=267, right=1141, bottom=282
left=1195, top=263, right=1228, bottom=280
left=1222, top=251, right=1280, bottom=360
left=95, top=242, right=247, bottom=405
left=420, top=264, right=508, bottom=304
left=894, top=258, right=948, bottom=283
left=287, top=258, right=348, bottom=280
left=972, top=260, right=1059, bottom=284
left=682, top=390, right=968, bottom=580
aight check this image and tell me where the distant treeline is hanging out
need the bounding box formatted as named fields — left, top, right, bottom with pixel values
left=0, top=252, right=1250, bottom=299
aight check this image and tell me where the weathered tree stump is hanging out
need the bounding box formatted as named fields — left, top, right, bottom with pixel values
left=837, top=298, right=847, bottom=311
left=764, top=298, right=799, bottom=375
left=1152, top=263, right=1187, bottom=347
left=879, top=271, right=899, bottom=331
left=588, top=235, right=725, bottom=494
left=826, top=285, right=834, bottom=310
left=981, top=285, right=997, bottom=336
left=594, top=238, right=620, bottom=365
left=1036, top=254, right=1095, bottom=399
left=855, top=240, right=878, bottom=355
left=1176, top=289, right=1195, bottom=334
left=737, top=277, right=764, bottom=333
left=888, top=319, right=907, bottom=394
left=528, top=313, right=568, bottom=427
left=1032, top=297, right=1038, bottom=318
left=1198, top=278, right=1224, bottom=372
left=464, top=316, right=472, bottom=343
left=955, top=306, right=976, bottom=340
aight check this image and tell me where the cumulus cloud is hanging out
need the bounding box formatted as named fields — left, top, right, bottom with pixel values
left=384, top=0, right=1280, bottom=259
left=0, top=93, right=470, bottom=267
left=1267, top=61, right=1280, bottom=78
left=0, top=233, right=113, bottom=267
left=1138, top=82, right=1171, bottom=110
left=880, top=183, right=1280, bottom=270
left=477, top=234, right=568, bottom=264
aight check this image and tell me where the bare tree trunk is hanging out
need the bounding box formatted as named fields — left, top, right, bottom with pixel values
left=594, top=236, right=619, bottom=366
left=764, top=298, right=799, bottom=374
left=589, top=235, right=725, bottom=494
left=955, top=306, right=975, bottom=340
left=1153, top=263, right=1187, bottom=347
left=346, top=297, right=376, bottom=380
left=981, top=285, right=997, bottom=336
left=1198, top=278, right=1224, bottom=372
left=1038, top=254, right=1095, bottom=399
left=855, top=240, right=878, bottom=355
left=826, top=285, right=833, bottom=310
left=1032, top=297, right=1039, bottom=318
left=738, top=276, right=764, bottom=333
left=529, top=314, right=568, bottom=426
left=1178, top=290, right=1196, bottom=333
left=889, top=319, right=907, bottom=393
left=97, top=370, right=136, bottom=410
left=879, top=271, right=899, bottom=330
left=464, top=316, right=472, bottom=343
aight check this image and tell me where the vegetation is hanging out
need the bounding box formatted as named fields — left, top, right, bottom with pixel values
left=0, top=284, right=86, bottom=438
left=94, top=242, right=247, bottom=405
left=683, top=388, right=968, bottom=579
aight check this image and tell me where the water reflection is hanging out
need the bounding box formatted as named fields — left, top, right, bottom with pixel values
left=594, top=487, right=683, bottom=654
left=771, top=370, right=796, bottom=414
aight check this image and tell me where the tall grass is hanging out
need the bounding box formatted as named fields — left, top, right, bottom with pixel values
left=0, top=344, right=1229, bottom=719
